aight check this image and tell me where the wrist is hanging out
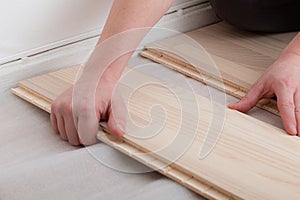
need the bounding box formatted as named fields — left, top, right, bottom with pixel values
left=279, top=51, right=300, bottom=61
left=280, top=33, right=300, bottom=59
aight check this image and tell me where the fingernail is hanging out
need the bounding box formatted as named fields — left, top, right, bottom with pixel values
left=227, top=104, right=234, bottom=108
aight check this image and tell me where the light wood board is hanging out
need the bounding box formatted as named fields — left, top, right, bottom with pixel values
left=12, top=65, right=300, bottom=200
left=141, top=22, right=297, bottom=116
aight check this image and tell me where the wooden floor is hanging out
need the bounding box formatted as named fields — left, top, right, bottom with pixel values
left=141, top=22, right=297, bottom=115
left=12, top=63, right=300, bottom=199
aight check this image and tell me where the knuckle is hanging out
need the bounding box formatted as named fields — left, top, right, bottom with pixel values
left=295, top=107, right=300, bottom=113
left=51, top=100, right=73, bottom=114
left=283, top=77, right=296, bottom=88
left=278, top=101, right=294, bottom=109
left=61, top=102, right=72, bottom=114
left=51, top=102, right=59, bottom=113
left=276, top=77, right=296, bottom=90
left=253, top=80, right=264, bottom=91
left=241, top=95, right=255, bottom=107
left=242, top=95, right=251, bottom=102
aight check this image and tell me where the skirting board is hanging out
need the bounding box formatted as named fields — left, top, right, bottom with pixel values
left=140, top=22, right=297, bottom=116
left=12, top=65, right=300, bottom=200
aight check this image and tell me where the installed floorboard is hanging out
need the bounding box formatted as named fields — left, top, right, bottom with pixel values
left=141, top=22, right=297, bottom=116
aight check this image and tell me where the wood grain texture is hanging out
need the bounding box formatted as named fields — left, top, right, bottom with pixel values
left=141, top=22, right=297, bottom=116
left=12, top=65, right=300, bottom=200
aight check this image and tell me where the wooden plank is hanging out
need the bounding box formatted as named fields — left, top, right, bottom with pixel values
left=140, top=49, right=279, bottom=115
left=12, top=66, right=231, bottom=200
left=141, top=22, right=297, bottom=116
left=11, top=65, right=300, bottom=200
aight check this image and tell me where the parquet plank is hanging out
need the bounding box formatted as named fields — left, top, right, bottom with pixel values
left=141, top=22, right=297, bottom=115
left=11, top=64, right=300, bottom=200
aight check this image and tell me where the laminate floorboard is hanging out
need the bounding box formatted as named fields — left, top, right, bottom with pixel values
left=11, top=64, right=300, bottom=200
left=141, top=22, right=297, bottom=116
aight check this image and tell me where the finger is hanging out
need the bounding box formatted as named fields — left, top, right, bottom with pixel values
left=107, top=105, right=126, bottom=138
left=276, top=89, right=297, bottom=135
left=64, top=116, right=80, bottom=146
left=228, top=83, right=264, bottom=112
left=108, top=87, right=127, bottom=137
left=56, top=114, right=68, bottom=140
left=294, top=90, right=300, bottom=136
left=76, top=110, right=99, bottom=146
left=50, top=113, right=59, bottom=133
left=107, top=116, right=124, bottom=138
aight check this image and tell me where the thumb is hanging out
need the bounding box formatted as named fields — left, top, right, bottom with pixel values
left=228, top=83, right=264, bottom=113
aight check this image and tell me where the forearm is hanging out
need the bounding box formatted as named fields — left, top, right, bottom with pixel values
left=100, top=0, right=174, bottom=43
left=84, top=0, right=174, bottom=81
left=53, top=0, right=175, bottom=145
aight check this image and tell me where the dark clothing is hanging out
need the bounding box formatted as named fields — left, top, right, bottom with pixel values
left=209, top=0, right=300, bottom=32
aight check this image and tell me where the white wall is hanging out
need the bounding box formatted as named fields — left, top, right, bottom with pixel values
left=0, top=0, right=215, bottom=64
left=0, top=0, right=113, bottom=62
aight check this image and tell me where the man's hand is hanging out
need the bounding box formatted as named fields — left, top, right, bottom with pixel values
left=49, top=0, right=174, bottom=145
left=229, top=52, right=300, bottom=136
left=50, top=71, right=125, bottom=146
